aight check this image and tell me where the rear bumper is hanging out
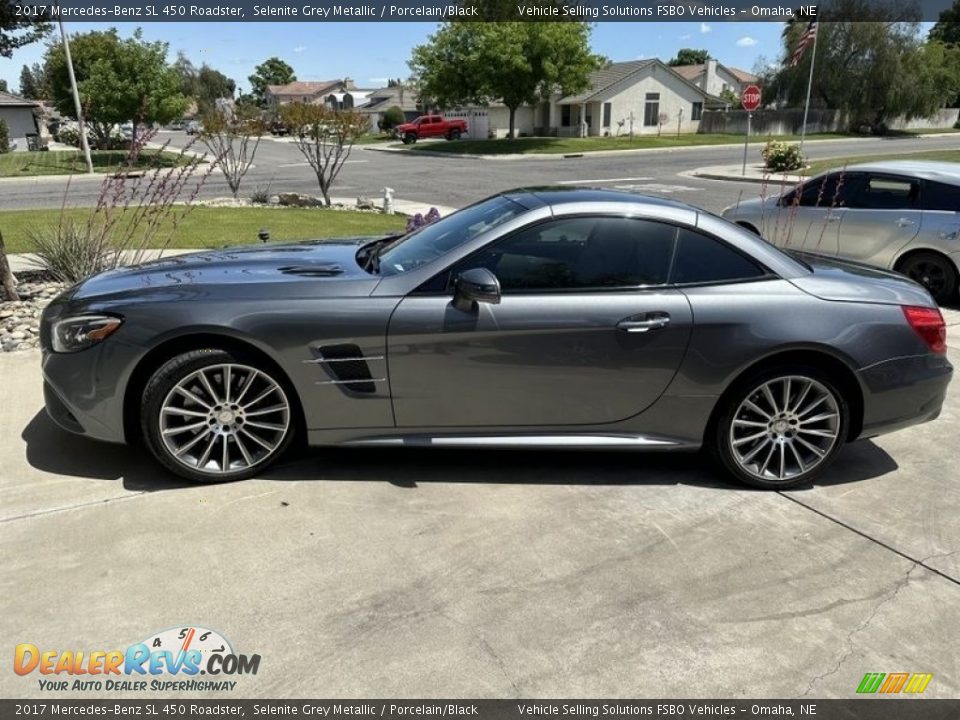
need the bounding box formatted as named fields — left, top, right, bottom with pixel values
left=857, top=353, right=953, bottom=439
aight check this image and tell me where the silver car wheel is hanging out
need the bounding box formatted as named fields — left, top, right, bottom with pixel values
left=729, top=375, right=841, bottom=484
left=159, top=363, right=291, bottom=475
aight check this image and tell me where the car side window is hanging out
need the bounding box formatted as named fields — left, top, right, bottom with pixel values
left=793, top=173, right=863, bottom=208
left=453, top=217, right=677, bottom=292
left=672, top=228, right=767, bottom=284
left=923, top=181, right=960, bottom=212
left=848, top=175, right=920, bottom=210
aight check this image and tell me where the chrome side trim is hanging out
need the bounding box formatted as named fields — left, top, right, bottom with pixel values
left=303, top=356, right=385, bottom=364
left=316, top=378, right=387, bottom=385
left=345, top=434, right=682, bottom=448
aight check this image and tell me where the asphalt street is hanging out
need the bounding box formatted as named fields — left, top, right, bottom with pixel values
left=2, top=132, right=959, bottom=213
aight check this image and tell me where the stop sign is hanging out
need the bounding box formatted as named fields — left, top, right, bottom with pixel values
left=742, top=85, right=762, bottom=112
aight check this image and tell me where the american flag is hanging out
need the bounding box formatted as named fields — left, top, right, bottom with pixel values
left=790, top=20, right=818, bottom=67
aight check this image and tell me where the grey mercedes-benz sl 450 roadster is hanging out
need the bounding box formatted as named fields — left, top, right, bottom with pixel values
left=40, top=188, right=952, bottom=489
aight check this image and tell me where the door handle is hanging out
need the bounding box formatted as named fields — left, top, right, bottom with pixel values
left=896, top=218, right=916, bottom=227
left=617, top=315, right=670, bottom=333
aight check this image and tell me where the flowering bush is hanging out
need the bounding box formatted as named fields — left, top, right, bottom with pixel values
left=406, top=207, right=441, bottom=233
left=761, top=140, right=805, bottom=172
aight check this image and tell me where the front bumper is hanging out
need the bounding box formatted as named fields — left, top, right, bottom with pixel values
left=41, top=343, right=131, bottom=444
left=857, top=353, right=953, bottom=439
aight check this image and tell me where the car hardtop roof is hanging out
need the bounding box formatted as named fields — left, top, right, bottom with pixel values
left=501, top=186, right=696, bottom=213
left=835, top=160, right=960, bottom=185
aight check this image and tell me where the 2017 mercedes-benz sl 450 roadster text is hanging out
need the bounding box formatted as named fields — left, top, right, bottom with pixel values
left=40, top=188, right=953, bottom=489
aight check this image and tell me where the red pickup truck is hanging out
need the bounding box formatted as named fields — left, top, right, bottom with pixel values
left=396, top=114, right=468, bottom=144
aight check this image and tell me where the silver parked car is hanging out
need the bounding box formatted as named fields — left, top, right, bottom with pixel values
left=721, top=161, right=960, bottom=303
left=40, top=188, right=952, bottom=489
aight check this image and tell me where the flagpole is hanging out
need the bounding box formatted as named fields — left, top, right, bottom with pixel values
left=798, top=22, right=819, bottom=153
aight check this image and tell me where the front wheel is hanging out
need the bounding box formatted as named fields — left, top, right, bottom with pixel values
left=141, top=349, right=297, bottom=482
left=712, top=367, right=848, bottom=489
left=448, top=129, right=461, bottom=141
left=403, top=132, right=417, bottom=145
left=897, top=252, right=957, bottom=304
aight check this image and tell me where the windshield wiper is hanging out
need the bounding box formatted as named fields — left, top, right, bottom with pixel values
left=358, top=235, right=400, bottom=275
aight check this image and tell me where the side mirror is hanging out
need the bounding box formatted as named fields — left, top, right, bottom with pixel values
left=453, top=267, right=501, bottom=311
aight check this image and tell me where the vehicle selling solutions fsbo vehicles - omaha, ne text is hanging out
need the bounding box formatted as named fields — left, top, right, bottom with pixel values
left=40, top=188, right=952, bottom=488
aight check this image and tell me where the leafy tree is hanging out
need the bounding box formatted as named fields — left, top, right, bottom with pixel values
left=199, top=104, right=266, bottom=199
left=248, top=57, right=295, bottom=105
left=379, top=105, right=405, bottom=132
left=45, top=28, right=187, bottom=148
left=0, top=78, right=6, bottom=92
left=769, top=0, right=960, bottom=132
left=668, top=48, right=711, bottom=66
left=279, top=103, right=368, bottom=206
left=1, top=3, right=49, bottom=58
left=175, top=52, right=236, bottom=115
left=0, top=117, right=8, bottom=152
left=410, top=22, right=603, bottom=139
left=931, top=0, right=960, bottom=46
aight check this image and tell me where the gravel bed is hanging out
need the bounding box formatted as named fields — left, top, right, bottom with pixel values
left=1, top=272, right=67, bottom=353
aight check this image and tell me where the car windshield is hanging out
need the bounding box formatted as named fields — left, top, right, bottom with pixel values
left=377, top=196, right=527, bottom=276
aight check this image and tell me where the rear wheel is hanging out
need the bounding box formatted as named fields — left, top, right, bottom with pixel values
left=448, top=129, right=461, bottom=141
left=141, top=349, right=296, bottom=482
left=897, top=252, right=957, bottom=304
left=712, top=366, right=848, bottom=489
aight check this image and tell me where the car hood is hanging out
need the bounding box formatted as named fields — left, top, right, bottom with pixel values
left=789, top=252, right=936, bottom=307
left=721, top=195, right=775, bottom=217
left=64, top=237, right=387, bottom=301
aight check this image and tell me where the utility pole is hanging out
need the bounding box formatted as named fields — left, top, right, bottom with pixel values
left=58, top=16, right=94, bottom=174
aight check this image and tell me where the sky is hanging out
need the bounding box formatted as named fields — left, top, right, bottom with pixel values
left=0, top=21, right=793, bottom=94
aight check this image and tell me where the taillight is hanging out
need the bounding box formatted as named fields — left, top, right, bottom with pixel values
left=902, top=306, right=947, bottom=354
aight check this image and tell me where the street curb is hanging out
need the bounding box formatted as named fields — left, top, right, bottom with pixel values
left=362, top=132, right=958, bottom=162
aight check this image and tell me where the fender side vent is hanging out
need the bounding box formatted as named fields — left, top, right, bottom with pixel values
left=312, top=343, right=377, bottom=394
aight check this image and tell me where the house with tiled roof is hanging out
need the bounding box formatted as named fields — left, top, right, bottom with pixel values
left=264, top=79, right=373, bottom=110
left=0, top=90, right=41, bottom=151
left=545, top=59, right=725, bottom=138
left=448, top=59, right=725, bottom=139
left=671, top=60, right=759, bottom=97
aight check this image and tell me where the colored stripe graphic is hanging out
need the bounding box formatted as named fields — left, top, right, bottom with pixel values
left=856, top=672, right=932, bottom=694
left=857, top=673, right=885, bottom=693
left=903, top=674, right=933, bottom=694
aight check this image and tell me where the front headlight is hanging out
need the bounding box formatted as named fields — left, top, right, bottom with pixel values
left=51, top=314, right=123, bottom=353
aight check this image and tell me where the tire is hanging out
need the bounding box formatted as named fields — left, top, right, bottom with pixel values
left=449, top=129, right=461, bottom=141
left=897, top=252, right=957, bottom=305
left=403, top=132, right=417, bottom=145
left=711, top=365, right=849, bottom=490
left=141, top=349, right=297, bottom=483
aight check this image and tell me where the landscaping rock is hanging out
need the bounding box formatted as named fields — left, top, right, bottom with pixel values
left=0, top=274, right=68, bottom=353
left=278, top=192, right=324, bottom=207
left=356, top=196, right=376, bottom=211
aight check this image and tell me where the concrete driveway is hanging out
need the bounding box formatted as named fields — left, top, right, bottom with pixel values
left=2, top=330, right=959, bottom=699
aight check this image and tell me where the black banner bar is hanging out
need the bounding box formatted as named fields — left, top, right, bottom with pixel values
left=3, top=700, right=960, bottom=720
left=5, top=0, right=958, bottom=22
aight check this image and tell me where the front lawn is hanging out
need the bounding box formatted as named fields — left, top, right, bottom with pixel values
left=399, top=132, right=859, bottom=156
left=0, top=206, right=408, bottom=254
left=802, top=150, right=960, bottom=176
left=0, top=149, right=188, bottom=177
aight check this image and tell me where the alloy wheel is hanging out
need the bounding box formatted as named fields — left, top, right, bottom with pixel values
left=728, top=375, right=841, bottom=484
left=158, top=363, right=291, bottom=476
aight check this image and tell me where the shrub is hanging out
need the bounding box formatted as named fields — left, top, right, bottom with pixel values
left=57, top=126, right=80, bottom=147
left=379, top=106, right=405, bottom=133
left=30, top=136, right=213, bottom=283
left=0, top=119, right=9, bottom=153
left=761, top=140, right=805, bottom=172
left=250, top=183, right=272, bottom=204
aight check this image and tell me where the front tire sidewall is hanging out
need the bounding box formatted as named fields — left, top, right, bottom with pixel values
left=713, top=366, right=849, bottom=490
left=141, top=349, right=296, bottom=483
